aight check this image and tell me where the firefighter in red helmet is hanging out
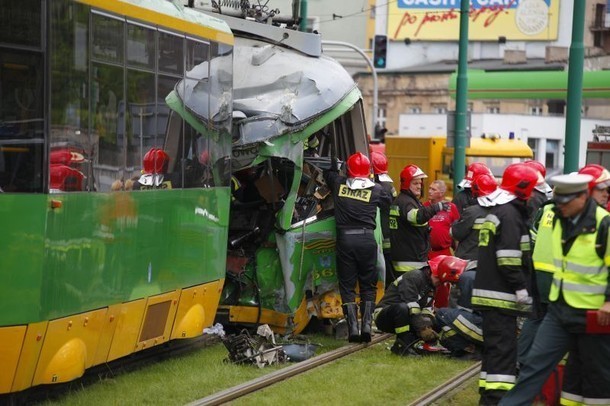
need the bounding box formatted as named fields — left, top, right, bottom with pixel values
left=323, top=152, right=393, bottom=343
left=389, top=164, right=450, bottom=276
left=375, top=255, right=467, bottom=356
left=451, top=173, right=498, bottom=262
left=579, top=163, right=610, bottom=208
left=134, top=148, right=175, bottom=190
left=471, top=162, right=539, bottom=404
left=370, top=151, right=398, bottom=286
left=453, top=162, right=493, bottom=214
left=523, top=160, right=553, bottom=226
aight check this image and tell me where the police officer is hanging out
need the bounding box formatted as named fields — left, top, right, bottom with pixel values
left=370, top=151, right=398, bottom=286
left=471, top=163, right=539, bottom=405
left=390, top=164, right=449, bottom=275
left=500, top=173, right=610, bottom=406
left=375, top=255, right=467, bottom=355
left=324, top=152, right=393, bottom=343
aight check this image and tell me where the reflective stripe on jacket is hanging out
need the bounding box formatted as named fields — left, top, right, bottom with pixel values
left=532, top=205, right=556, bottom=274
left=549, top=205, right=610, bottom=309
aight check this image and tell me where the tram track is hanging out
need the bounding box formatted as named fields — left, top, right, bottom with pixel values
left=409, top=361, right=481, bottom=405
left=187, top=333, right=393, bottom=406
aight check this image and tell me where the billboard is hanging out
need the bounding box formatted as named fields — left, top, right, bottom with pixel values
left=388, top=0, right=560, bottom=41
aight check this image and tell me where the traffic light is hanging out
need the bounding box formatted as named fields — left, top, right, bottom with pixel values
left=373, top=35, right=387, bottom=69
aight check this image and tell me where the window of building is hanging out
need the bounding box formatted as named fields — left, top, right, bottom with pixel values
left=408, top=106, right=421, bottom=114
left=377, top=105, right=387, bottom=129
left=432, top=103, right=447, bottom=114
left=546, top=139, right=560, bottom=169
left=486, top=105, right=500, bottom=114
left=547, top=100, right=565, bottom=115
left=527, top=138, right=538, bottom=155
left=530, top=106, right=543, bottom=116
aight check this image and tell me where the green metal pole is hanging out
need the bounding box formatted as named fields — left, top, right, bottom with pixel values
left=453, top=0, right=469, bottom=195
left=564, top=0, right=586, bottom=173
left=299, top=0, right=308, bottom=32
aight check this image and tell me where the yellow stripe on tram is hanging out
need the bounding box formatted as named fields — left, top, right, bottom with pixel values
left=76, top=0, right=234, bottom=46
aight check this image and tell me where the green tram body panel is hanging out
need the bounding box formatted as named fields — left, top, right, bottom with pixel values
left=0, top=189, right=230, bottom=326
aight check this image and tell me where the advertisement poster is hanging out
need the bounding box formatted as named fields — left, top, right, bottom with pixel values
left=388, top=0, right=559, bottom=41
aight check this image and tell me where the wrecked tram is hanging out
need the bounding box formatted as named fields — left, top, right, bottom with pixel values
left=192, top=10, right=386, bottom=335
left=0, top=0, right=383, bottom=395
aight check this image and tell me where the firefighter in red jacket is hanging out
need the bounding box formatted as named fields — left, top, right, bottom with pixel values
left=471, top=163, right=539, bottom=405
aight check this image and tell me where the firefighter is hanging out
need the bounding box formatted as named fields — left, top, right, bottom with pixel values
left=453, top=162, right=493, bottom=214
left=133, top=148, right=175, bottom=190
left=579, top=163, right=610, bottom=207
left=523, top=159, right=553, bottom=226
left=374, top=255, right=467, bottom=356
left=390, top=164, right=450, bottom=275
left=451, top=172, right=498, bottom=262
left=500, top=173, right=610, bottom=406
left=370, top=151, right=398, bottom=286
left=471, top=162, right=539, bottom=405
left=436, top=260, right=482, bottom=359
left=324, top=152, right=393, bottom=343
left=437, top=174, right=500, bottom=359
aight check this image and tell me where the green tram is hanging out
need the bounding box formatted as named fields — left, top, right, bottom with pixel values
left=0, top=0, right=234, bottom=394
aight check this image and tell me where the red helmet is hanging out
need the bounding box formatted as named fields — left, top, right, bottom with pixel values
left=578, top=164, right=610, bottom=192
left=370, top=151, right=388, bottom=175
left=50, top=164, right=84, bottom=191
left=346, top=152, right=371, bottom=178
left=465, top=162, right=492, bottom=181
left=143, top=148, right=170, bottom=174
left=524, top=160, right=546, bottom=178
left=429, top=255, right=467, bottom=283
left=500, top=163, right=539, bottom=200
left=471, top=173, right=498, bottom=198
left=400, top=164, right=428, bottom=190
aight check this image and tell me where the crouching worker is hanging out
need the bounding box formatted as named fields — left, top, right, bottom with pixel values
left=436, top=263, right=483, bottom=359
left=374, top=255, right=468, bottom=355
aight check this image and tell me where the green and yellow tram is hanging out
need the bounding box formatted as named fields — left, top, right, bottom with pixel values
left=0, top=0, right=233, bottom=393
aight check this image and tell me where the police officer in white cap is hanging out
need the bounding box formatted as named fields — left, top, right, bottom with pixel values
left=501, top=173, right=610, bottom=406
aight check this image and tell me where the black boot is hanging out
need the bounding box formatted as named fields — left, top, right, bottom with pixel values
left=360, top=301, right=374, bottom=343
left=342, top=303, right=360, bottom=343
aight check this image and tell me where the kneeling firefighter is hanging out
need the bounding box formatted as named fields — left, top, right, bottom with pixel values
left=374, top=255, right=468, bottom=355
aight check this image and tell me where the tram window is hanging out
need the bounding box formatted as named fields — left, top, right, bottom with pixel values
left=186, top=39, right=209, bottom=75
left=92, top=63, right=123, bottom=191
left=0, top=47, right=44, bottom=192
left=0, top=0, right=41, bottom=47
left=159, top=32, right=184, bottom=75
left=92, top=13, right=124, bottom=64
left=125, top=70, right=156, bottom=170
left=127, top=23, right=155, bottom=70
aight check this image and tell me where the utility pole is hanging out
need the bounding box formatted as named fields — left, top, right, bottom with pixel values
left=564, top=0, right=586, bottom=173
left=453, top=0, right=470, bottom=194
left=322, top=41, right=378, bottom=137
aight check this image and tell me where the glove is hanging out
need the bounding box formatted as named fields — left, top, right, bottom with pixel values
left=418, top=326, right=439, bottom=343
left=515, top=289, right=530, bottom=304
left=435, top=201, right=451, bottom=212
